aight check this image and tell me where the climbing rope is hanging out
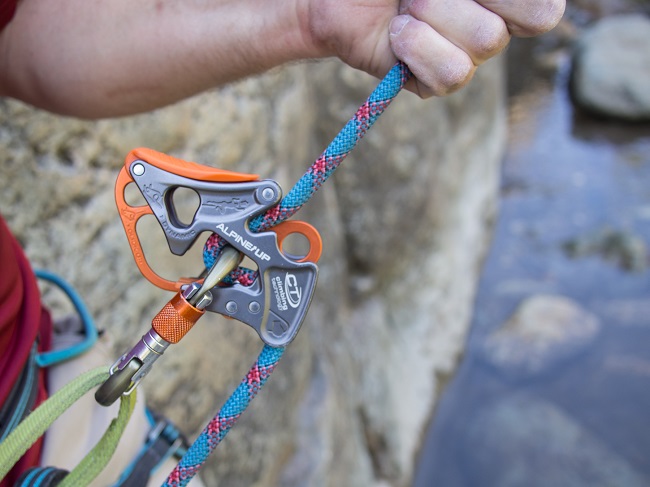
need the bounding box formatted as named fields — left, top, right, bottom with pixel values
left=203, top=61, right=412, bottom=269
left=169, top=61, right=413, bottom=487
left=163, top=345, right=283, bottom=487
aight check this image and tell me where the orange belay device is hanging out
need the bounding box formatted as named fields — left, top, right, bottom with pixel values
left=95, top=148, right=322, bottom=406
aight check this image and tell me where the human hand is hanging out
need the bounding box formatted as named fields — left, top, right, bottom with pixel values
left=302, top=0, right=566, bottom=97
left=0, top=0, right=565, bottom=118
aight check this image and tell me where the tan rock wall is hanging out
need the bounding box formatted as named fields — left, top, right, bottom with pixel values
left=0, top=57, right=505, bottom=486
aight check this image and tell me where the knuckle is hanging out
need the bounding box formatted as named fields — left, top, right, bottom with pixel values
left=471, top=17, right=510, bottom=61
left=437, top=54, right=475, bottom=94
left=518, top=0, right=566, bottom=36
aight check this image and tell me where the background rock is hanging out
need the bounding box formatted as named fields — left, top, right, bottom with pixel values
left=571, top=14, right=650, bottom=121
left=482, top=295, right=601, bottom=380
left=563, top=227, right=648, bottom=272
left=0, top=57, right=505, bottom=486
left=463, top=393, right=648, bottom=487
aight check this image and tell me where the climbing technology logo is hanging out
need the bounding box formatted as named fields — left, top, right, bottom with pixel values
left=285, top=273, right=302, bottom=309
left=271, top=273, right=302, bottom=311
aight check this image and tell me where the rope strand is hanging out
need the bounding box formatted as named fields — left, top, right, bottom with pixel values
left=162, top=345, right=284, bottom=487
left=203, top=61, right=412, bottom=269
left=172, top=61, right=411, bottom=486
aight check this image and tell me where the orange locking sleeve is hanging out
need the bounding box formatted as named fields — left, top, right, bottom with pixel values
left=151, top=292, right=205, bottom=344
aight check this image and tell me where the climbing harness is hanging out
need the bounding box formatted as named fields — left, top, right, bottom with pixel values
left=0, top=61, right=411, bottom=486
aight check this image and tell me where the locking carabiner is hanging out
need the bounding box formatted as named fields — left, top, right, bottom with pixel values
left=95, top=246, right=242, bottom=406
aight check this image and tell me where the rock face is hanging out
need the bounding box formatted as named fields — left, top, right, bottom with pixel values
left=0, top=58, right=505, bottom=486
left=571, top=14, right=650, bottom=121
left=482, top=295, right=601, bottom=381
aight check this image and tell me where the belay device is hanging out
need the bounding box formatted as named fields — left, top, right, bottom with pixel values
left=95, top=147, right=322, bottom=406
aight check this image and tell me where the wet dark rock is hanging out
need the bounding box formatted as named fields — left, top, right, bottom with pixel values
left=563, top=227, right=648, bottom=272
left=463, top=393, right=649, bottom=487
left=571, top=15, right=650, bottom=121
left=482, top=295, right=600, bottom=380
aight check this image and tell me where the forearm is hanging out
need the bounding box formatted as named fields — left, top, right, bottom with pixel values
left=0, top=0, right=566, bottom=118
left=0, top=0, right=316, bottom=118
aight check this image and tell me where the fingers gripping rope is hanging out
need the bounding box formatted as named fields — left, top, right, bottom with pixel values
left=173, top=62, right=411, bottom=486
left=202, top=61, right=412, bottom=270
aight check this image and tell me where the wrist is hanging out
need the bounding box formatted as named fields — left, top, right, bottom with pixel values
left=196, top=0, right=327, bottom=83
left=253, top=0, right=328, bottom=65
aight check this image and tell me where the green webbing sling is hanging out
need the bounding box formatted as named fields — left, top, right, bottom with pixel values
left=0, top=366, right=136, bottom=486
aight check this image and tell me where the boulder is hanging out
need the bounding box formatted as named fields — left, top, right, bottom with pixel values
left=571, top=15, right=650, bottom=121
left=482, top=294, right=601, bottom=380
left=563, top=227, right=648, bottom=272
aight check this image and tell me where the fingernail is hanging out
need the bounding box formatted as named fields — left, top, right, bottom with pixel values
left=389, top=15, right=410, bottom=36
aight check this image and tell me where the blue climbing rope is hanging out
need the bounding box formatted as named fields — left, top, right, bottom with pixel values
left=166, top=61, right=412, bottom=487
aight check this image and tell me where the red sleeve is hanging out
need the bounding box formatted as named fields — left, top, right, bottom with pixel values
left=0, top=216, right=52, bottom=487
left=0, top=0, right=17, bottom=32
